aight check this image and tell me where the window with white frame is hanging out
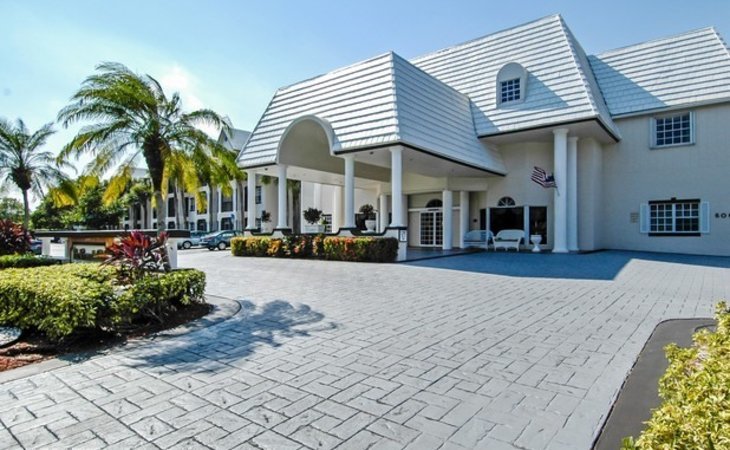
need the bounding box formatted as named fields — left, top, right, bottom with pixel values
left=648, top=199, right=701, bottom=235
left=500, top=78, right=521, bottom=103
left=652, top=112, right=693, bottom=147
left=496, top=62, right=527, bottom=106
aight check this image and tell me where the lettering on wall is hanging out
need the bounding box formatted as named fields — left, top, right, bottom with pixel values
left=715, top=213, right=730, bottom=219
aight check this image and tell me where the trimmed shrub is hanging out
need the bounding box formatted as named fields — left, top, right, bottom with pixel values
left=231, top=236, right=398, bottom=262
left=622, top=302, right=730, bottom=449
left=0, top=263, right=206, bottom=340
left=0, top=254, right=60, bottom=270
left=0, top=220, right=31, bottom=255
left=113, top=269, right=206, bottom=325
left=0, top=264, right=116, bottom=339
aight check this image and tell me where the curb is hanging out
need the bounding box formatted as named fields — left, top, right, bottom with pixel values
left=0, top=294, right=242, bottom=384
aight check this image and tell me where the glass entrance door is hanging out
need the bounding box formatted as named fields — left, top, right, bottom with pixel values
left=420, top=211, right=443, bottom=247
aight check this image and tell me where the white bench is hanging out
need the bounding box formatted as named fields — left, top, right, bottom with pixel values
left=463, top=230, right=492, bottom=249
left=493, top=229, right=524, bottom=251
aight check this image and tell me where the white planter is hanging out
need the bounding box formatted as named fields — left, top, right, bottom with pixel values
left=530, top=234, right=543, bottom=253
left=304, top=224, right=325, bottom=233
left=365, top=220, right=376, bottom=232
left=261, top=223, right=272, bottom=233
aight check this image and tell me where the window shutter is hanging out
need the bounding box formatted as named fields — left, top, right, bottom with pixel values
left=700, top=201, right=710, bottom=234
left=639, top=204, right=649, bottom=233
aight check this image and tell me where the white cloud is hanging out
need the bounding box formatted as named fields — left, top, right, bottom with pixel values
left=158, top=64, right=219, bottom=137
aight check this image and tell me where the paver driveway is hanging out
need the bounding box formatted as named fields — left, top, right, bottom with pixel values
left=2, top=251, right=729, bottom=449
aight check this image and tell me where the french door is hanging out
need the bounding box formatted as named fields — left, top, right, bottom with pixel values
left=419, top=211, right=443, bottom=247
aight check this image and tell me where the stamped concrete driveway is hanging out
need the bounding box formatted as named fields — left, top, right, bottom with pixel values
left=2, top=251, right=729, bottom=450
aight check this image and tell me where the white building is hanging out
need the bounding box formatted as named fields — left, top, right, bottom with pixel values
left=235, top=15, right=730, bottom=257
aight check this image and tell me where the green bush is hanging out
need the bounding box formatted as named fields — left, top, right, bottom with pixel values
left=622, top=302, right=730, bottom=449
left=0, top=254, right=60, bottom=269
left=113, top=269, right=206, bottom=324
left=231, top=236, right=398, bottom=262
left=0, top=263, right=206, bottom=340
left=0, top=264, right=116, bottom=339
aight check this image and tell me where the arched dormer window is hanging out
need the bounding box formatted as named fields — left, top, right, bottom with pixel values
left=496, top=63, right=527, bottom=106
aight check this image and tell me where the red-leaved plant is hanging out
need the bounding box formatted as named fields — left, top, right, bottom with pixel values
left=0, top=219, right=31, bottom=256
left=104, top=231, right=169, bottom=283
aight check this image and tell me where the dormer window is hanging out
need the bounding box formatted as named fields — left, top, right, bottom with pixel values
left=500, top=78, right=521, bottom=103
left=496, top=62, right=527, bottom=106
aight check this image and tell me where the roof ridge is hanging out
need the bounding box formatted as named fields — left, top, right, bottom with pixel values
left=593, top=26, right=717, bottom=57
left=410, top=14, right=561, bottom=63
left=555, top=16, right=600, bottom=116
left=386, top=53, right=402, bottom=140
left=710, top=26, right=730, bottom=59
left=556, top=16, right=621, bottom=138
left=391, top=52, right=471, bottom=101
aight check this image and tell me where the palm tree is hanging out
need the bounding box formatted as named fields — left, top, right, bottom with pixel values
left=57, top=62, right=242, bottom=232
left=0, top=118, right=68, bottom=228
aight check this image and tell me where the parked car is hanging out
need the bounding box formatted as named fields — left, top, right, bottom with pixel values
left=201, top=230, right=243, bottom=251
left=177, top=231, right=206, bottom=250
left=30, top=239, right=42, bottom=255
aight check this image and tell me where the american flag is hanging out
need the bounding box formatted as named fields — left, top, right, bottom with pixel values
left=531, top=166, right=557, bottom=188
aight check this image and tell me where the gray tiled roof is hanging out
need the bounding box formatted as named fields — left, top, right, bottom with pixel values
left=239, top=52, right=506, bottom=173
left=238, top=15, right=730, bottom=170
left=589, top=27, right=730, bottom=116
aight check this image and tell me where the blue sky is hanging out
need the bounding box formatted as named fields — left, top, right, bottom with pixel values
left=1, top=0, right=729, bottom=194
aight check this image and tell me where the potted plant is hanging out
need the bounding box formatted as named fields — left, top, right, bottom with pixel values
left=359, top=204, right=376, bottom=232
left=303, top=207, right=324, bottom=233
left=260, top=210, right=272, bottom=232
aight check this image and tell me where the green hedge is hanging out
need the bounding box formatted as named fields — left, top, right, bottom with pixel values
left=0, top=264, right=206, bottom=340
left=0, top=254, right=60, bottom=270
left=622, top=302, right=730, bottom=449
left=231, top=236, right=398, bottom=262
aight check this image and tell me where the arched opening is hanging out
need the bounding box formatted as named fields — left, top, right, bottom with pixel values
left=278, top=117, right=343, bottom=174
left=425, top=198, right=443, bottom=208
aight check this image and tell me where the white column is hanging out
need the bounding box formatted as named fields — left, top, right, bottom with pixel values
left=246, top=170, right=257, bottom=230
left=553, top=128, right=569, bottom=253
left=460, top=191, right=469, bottom=248
left=40, top=237, right=52, bottom=257
left=567, top=137, right=579, bottom=252
left=146, top=199, right=153, bottom=228
left=333, top=186, right=343, bottom=232
left=343, top=155, right=355, bottom=228
left=166, top=240, right=178, bottom=269
left=277, top=164, right=288, bottom=229
left=390, top=147, right=404, bottom=227
left=312, top=183, right=322, bottom=210
left=442, top=190, right=453, bottom=250
left=378, top=194, right=388, bottom=232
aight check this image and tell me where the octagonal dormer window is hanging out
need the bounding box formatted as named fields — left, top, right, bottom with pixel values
left=497, top=62, right=527, bottom=106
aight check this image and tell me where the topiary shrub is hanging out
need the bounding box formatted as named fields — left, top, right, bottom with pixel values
left=0, top=219, right=31, bottom=255
left=230, top=236, right=397, bottom=262
left=622, top=302, right=730, bottom=449
left=0, top=254, right=60, bottom=270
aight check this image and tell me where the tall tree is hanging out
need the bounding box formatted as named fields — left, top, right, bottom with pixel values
left=0, top=118, right=68, bottom=228
left=57, top=62, right=242, bottom=232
